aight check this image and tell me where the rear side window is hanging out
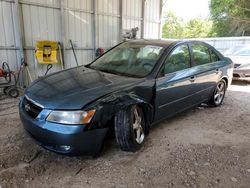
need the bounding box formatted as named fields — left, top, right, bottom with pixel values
left=164, top=44, right=191, bottom=74
left=192, top=44, right=210, bottom=65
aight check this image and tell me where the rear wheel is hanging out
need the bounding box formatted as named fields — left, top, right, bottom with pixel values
left=114, top=105, right=145, bottom=152
left=209, top=79, right=227, bottom=106
left=6, top=86, right=19, bottom=98
left=3, top=86, right=10, bottom=95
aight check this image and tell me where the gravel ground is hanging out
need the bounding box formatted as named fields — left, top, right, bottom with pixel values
left=0, top=81, right=250, bottom=188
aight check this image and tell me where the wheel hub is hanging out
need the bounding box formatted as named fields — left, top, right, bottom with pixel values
left=214, top=81, right=225, bottom=105
left=133, top=108, right=145, bottom=144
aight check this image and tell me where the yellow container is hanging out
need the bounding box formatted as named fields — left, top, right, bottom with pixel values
left=35, top=40, right=59, bottom=64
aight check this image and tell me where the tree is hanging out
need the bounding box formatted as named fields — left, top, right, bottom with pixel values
left=162, top=12, right=214, bottom=39
left=162, top=12, right=185, bottom=39
left=210, top=0, right=250, bottom=36
left=184, top=18, right=214, bottom=38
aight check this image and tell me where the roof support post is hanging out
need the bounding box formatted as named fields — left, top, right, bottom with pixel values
left=141, top=0, right=146, bottom=39
left=158, top=0, right=163, bottom=39
left=13, top=0, right=26, bottom=86
left=119, top=0, right=123, bottom=41
left=60, top=0, right=67, bottom=68
left=92, top=0, right=97, bottom=58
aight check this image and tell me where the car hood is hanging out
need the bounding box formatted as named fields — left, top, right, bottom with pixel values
left=25, top=66, right=144, bottom=110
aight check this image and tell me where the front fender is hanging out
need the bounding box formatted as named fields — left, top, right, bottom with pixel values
left=86, top=92, right=153, bottom=131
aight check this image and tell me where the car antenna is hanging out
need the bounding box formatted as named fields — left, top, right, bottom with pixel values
left=69, top=40, right=79, bottom=67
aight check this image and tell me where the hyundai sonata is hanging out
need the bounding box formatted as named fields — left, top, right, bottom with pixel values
left=19, top=40, right=233, bottom=156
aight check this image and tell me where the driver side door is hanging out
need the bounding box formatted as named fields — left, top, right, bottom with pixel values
left=154, top=43, right=197, bottom=121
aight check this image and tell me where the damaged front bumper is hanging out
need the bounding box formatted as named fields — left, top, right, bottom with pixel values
left=19, top=103, right=108, bottom=156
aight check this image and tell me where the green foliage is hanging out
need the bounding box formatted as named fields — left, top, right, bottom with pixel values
left=162, top=0, right=250, bottom=38
left=210, top=0, right=250, bottom=36
left=184, top=19, right=214, bottom=38
left=162, top=12, right=185, bottom=39
left=162, top=12, right=214, bottom=39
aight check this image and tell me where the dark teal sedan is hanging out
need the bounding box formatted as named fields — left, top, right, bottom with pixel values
left=19, top=39, right=233, bottom=156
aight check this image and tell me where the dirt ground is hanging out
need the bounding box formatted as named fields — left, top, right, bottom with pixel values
left=0, top=81, right=250, bottom=188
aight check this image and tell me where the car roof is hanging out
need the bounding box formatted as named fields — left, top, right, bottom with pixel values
left=125, top=39, right=178, bottom=47
left=124, top=39, right=212, bottom=48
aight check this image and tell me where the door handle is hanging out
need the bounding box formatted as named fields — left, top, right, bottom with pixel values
left=190, top=76, right=195, bottom=82
left=215, top=69, right=219, bottom=74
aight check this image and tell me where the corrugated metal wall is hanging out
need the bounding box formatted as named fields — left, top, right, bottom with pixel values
left=97, top=0, right=120, bottom=48
left=0, top=0, right=162, bottom=83
left=144, top=0, right=161, bottom=38
left=0, top=0, right=19, bottom=71
left=197, top=37, right=250, bottom=53
left=20, top=0, right=62, bottom=78
left=64, top=0, right=94, bottom=69
left=123, top=0, right=143, bottom=38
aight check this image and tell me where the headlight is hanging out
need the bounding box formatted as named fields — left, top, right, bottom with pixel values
left=46, top=110, right=96, bottom=124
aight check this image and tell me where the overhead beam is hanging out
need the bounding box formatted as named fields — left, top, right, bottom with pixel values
left=0, top=0, right=14, bottom=3
left=19, top=0, right=59, bottom=9
left=0, top=46, right=20, bottom=50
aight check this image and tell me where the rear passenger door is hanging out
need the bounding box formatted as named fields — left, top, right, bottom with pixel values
left=190, top=42, right=222, bottom=102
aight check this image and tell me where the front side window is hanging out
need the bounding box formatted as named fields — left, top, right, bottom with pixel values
left=89, top=43, right=164, bottom=78
left=210, top=49, right=220, bottom=62
left=192, top=44, right=211, bottom=65
left=164, top=44, right=191, bottom=74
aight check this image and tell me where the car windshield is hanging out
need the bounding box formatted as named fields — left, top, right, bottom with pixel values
left=89, top=43, right=164, bottom=78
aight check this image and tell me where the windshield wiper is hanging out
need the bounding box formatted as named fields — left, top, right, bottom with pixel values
left=98, top=69, right=121, bottom=75
left=88, top=66, right=141, bottom=78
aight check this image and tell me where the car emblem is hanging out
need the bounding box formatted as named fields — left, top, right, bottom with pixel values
left=25, top=104, right=31, bottom=112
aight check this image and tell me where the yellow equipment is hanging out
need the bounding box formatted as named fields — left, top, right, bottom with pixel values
left=35, top=40, right=60, bottom=64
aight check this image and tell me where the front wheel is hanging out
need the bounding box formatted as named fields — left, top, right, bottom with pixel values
left=209, top=79, right=227, bottom=106
left=114, top=105, right=146, bottom=152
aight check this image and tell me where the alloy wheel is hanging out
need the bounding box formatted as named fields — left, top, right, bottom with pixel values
left=132, top=107, right=145, bottom=144
left=214, top=81, right=226, bottom=105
